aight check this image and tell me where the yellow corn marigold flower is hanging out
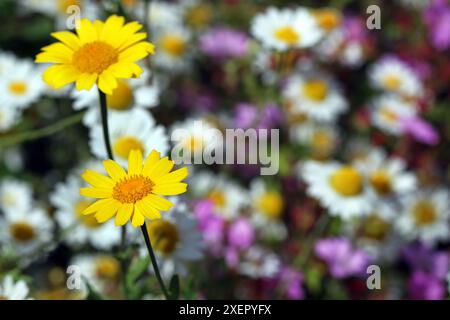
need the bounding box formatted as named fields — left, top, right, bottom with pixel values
left=35, top=15, right=155, bottom=95
left=79, top=149, right=188, bottom=227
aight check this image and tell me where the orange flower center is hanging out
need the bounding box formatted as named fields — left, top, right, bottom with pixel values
left=95, top=257, right=120, bottom=279
left=112, top=175, right=154, bottom=203
left=314, top=10, right=341, bottom=31
left=274, top=26, right=300, bottom=45
left=413, top=200, right=437, bottom=226
left=160, top=34, right=186, bottom=57
left=113, top=136, right=145, bottom=160
left=383, top=75, right=401, bottom=90
left=73, top=41, right=118, bottom=74
left=303, top=80, right=328, bottom=101
left=330, top=166, right=363, bottom=196
left=107, top=80, right=134, bottom=110
left=146, top=220, right=179, bottom=255
left=370, top=170, right=392, bottom=195
left=10, top=221, right=35, bottom=242
left=8, top=81, right=27, bottom=95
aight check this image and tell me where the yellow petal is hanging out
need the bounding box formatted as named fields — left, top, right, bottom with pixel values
left=142, top=150, right=161, bottom=176
left=80, top=187, right=112, bottom=198
left=143, top=194, right=173, bottom=211
left=103, top=159, right=126, bottom=181
left=152, top=167, right=188, bottom=184
left=95, top=199, right=120, bottom=223
left=42, top=65, right=79, bottom=89
left=131, top=206, right=145, bottom=227
left=76, top=73, right=98, bottom=91
left=81, top=169, right=114, bottom=188
left=98, top=70, right=118, bottom=95
left=136, top=199, right=161, bottom=220
left=115, top=203, right=134, bottom=226
left=35, top=43, right=73, bottom=64
left=152, top=183, right=188, bottom=196
left=118, top=42, right=155, bottom=62
left=82, top=198, right=116, bottom=215
left=127, top=149, right=143, bottom=175
left=51, top=31, right=81, bottom=50
left=147, top=157, right=174, bottom=180
left=76, top=18, right=98, bottom=44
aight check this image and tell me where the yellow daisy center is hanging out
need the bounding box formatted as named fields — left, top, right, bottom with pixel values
left=113, top=136, right=144, bottom=160
left=208, top=189, right=226, bottom=208
left=73, top=41, right=118, bottom=74
left=121, top=0, right=138, bottom=7
left=146, top=220, right=179, bottom=255
left=314, top=10, right=341, bottom=31
left=303, top=80, right=328, bottom=101
left=362, top=214, right=390, bottom=241
left=8, top=81, right=28, bottom=96
left=0, top=296, right=8, bottom=300
left=186, top=4, right=212, bottom=28
left=112, top=175, right=154, bottom=203
left=75, top=200, right=100, bottom=228
left=107, top=80, right=134, bottom=110
left=383, top=75, right=402, bottom=90
left=58, top=0, right=81, bottom=13
left=160, top=34, right=187, bottom=57
left=10, top=221, right=36, bottom=242
left=95, top=257, right=120, bottom=279
left=274, top=26, right=300, bottom=45
left=413, top=200, right=437, bottom=226
left=257, top=192, right=284, bottom=219
left=370, top=170, right=392, bottom=195
left=312, top=130, right=333, bottom=150
left=330, top=166, right=363, bottom=196
left=380, top=107, right=398, bottom=123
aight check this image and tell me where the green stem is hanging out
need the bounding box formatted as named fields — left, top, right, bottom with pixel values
left=98, top=90, right=114, bottom=160
left=0, top=112, right=84, bottom=147
left=141, top=224, right=171, bottom=300
left=297, top=214, right=330, bottom=268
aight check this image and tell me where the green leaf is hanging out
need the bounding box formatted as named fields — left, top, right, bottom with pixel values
left=83, top=276, right=106, bottom=300
left=126, top=256, right=150, bottom=291
left=169, top=274, right=180, bottom=300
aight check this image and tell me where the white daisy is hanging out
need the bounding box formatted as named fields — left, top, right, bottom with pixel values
left=0, top=207, right=53, bottom=255
left=371, top=94, right=417, bottom=135
left=0, top=102, right=20, bottom=132
left=71, top=68, right=160, bottom=126
left=0, top=275, right=31, bottom=300
left=237, top=246, right=281, bottom=278
left=50, top=174, right=120, bottom=250
left=0, top=52, right=17, bottom=77
left=0, top=59, right=44, bottom=109
left=189, top=171, right=249, bottom=220
left=134, top=0, right=184, bottom=30
left=140, top=198, right=204, bottom=278
left=369, top=57, right=424, bottom=98
left=354, top=148, right=417, bottom=198
left=88, top=108, right=169, bottom=167
left=153, top=26, right=192, bottom=72
left=70, top=253, right=121, bottom=297
left=251, top=7, right=323, bottom=51
left=283, top=72, right=348, bottom=122
left=290, top=121, right=339, bottom=159
left=396, top=189, right=450, bottom=245
left=301, top=160, right=372, bottom=220
left=170, top=118, right=222, bottom=163
left=249, top=179, right=287, bottom=241
left=0, top=179, right=33, bottom=217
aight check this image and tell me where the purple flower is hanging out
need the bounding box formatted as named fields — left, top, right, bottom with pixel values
left=408, top=271, right=446, bottom=300
left=424, top=0, right=450, bottom=50
left=400, top=116, right=440, bottom=145
left=343, top=16, right=367, bottom=42
left=227, top=218, right=254, bottom=250
left=200, top=27, right=249, bottom=61
left=278, top=267, right=305, bottom=300
left=402, top=244, right=449, bottom=279
left=194, top=200, right=226, bottom=255
left=315, top=237, right=371, bottom=278
left=233, top=103, right=258, bottom=129
left=257, top=103, right=284, bottom=130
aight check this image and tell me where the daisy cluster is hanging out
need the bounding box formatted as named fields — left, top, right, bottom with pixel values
left=0, top=0, right=449, bottom=300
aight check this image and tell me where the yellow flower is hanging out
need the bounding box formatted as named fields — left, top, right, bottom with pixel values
left=35, top=15, right=155, bottom=95
left=79, top=149, right=188, bottom=227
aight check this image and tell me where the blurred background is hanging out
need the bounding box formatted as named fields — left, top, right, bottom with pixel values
left=0, top=0, right=449, bottom=300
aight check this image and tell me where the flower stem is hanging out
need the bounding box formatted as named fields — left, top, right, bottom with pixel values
left=141, top=223, right=171, bottom=300
left=98, top=90, right=114, bottom=160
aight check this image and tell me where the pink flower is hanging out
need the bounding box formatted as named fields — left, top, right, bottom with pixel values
left=227, top=218, right=254, bottom=250
left=200, top=27, right=249, bottom=61
left=400, top=116, right=439, bottom=145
